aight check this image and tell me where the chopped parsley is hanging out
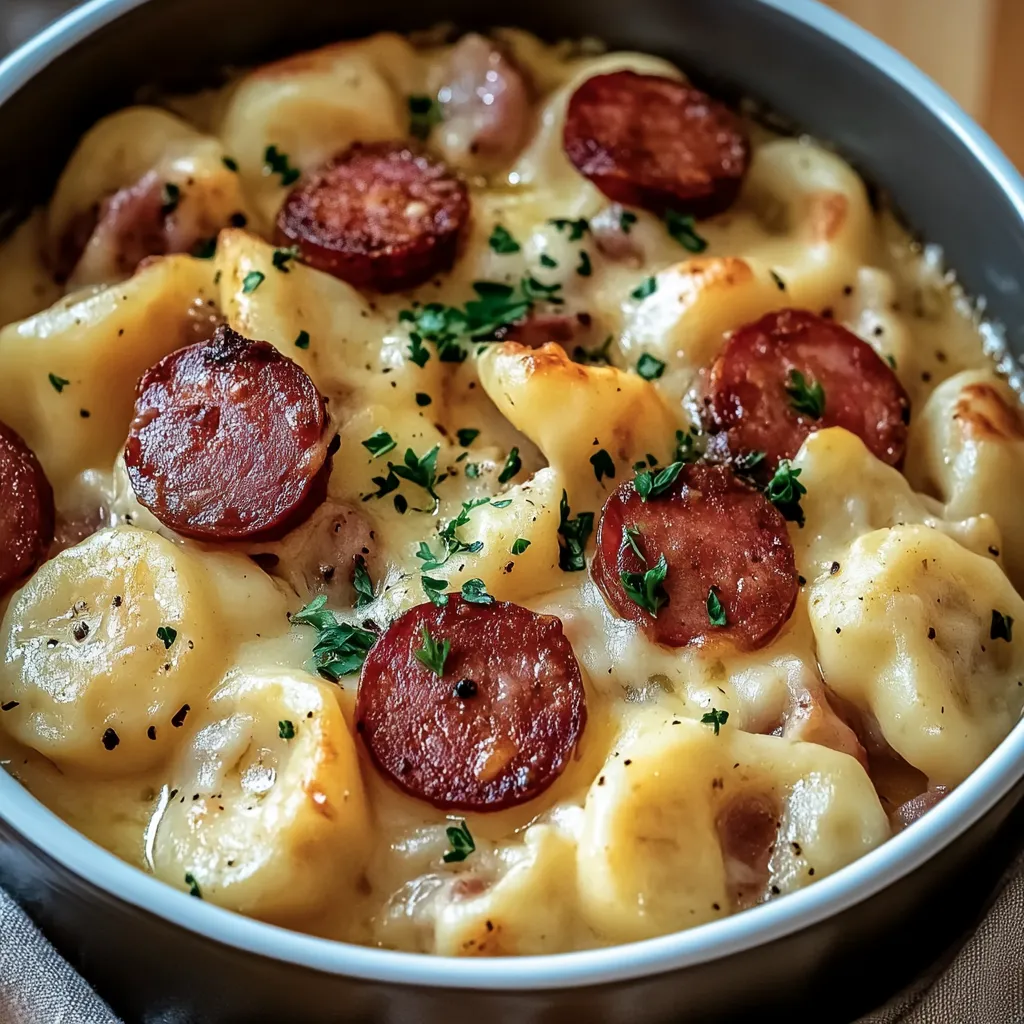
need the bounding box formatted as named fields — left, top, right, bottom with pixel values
left=293, top=330, right=311, bottom=350
left=278, top=720, right=296, bottom=740
left=456, top=428, right=479, bottom=447
left=489, top=224, right=521, bottom=254
left=352, top=555, right=374, bottom=608
left=634, top=461, right=683, bottom=501
left=573, top=335, right=614, bottom=366
left=498, top=447, right=522, bottom=484
left=185, top=873, right=202, bottom=898
left=160, top=182, right=181, bottom=216
left=991, top=610, right=1014, bottom=642
left=415, top=392, right=432, bottom=407
left=701, top=707, right=729, bottom=735
left=619, top=210, right=638, bottom=234
left=631, top=276, right=657, bottom=301
left=191, top=237, right=217, bottom=259
left=264, top=144, right=300, bottom=186
left=785, top=369, right=825, bottom=419
left=539, top=253, right=558, bottom=268
left=665, top=210, right=707, bottom=253
left=362, top=429, right=396, bottom=458
left=620, top=553, right=669, bottom=616
left=156, top=626, right=177, bottom=650
left=422, top=576, right=449, bottom=607
left=590, top=448, right=615, bottom=483
left=511, top=538, right=531, bottom=555
left=734, top=450, right=766, bottom=477
left=548, top=217, right=589, bottom=241
left=706, top=587, right=727, bottom=627
left=464, top=463, right=481, bottom=479
left=291, top=595, right=376, bottom=681
left=408, top=95, right=442, bottom=140
left=886, top=353, right=897, bottom=370
left=461, top=578, right=494, bottom=605
left=576, top=251, right=592, bottom=277
left=399, top=276, right=563, bottom=361
left=414, top=623, right=450, bottom=676
left=408, top=333, right=430, bottom=367
left=377, top=445, right=442, bottom=511
left=770, top=269, right=786, bottom=291
left=557, top=490, right=594, bottom=572
left=623, top=524, right=645, bottom=561
left=636, top=353, right=666, bottom=380
left=241, top=270, right=265, bottom=294
left=48, top=373, right=70, bottom=393
left=764, top=460, right=807, bottom=527
left=272, top=245, right=300, bottom=272
left=443, top=820, right=475, bottom=863
left=222, top=156, right=239, bottom=172
left=416, top=498, right=490, bottom=571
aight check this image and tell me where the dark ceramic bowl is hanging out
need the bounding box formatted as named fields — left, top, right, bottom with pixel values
left=1, top=2, right=1024, bottom=1022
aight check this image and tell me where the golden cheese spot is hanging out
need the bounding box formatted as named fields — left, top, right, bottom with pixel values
left=953, top=383, right=1024, bottom=441
left=807, top=191, right=848, bottom=243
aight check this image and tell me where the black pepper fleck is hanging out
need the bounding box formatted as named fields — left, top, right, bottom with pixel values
left=102, top=728, right=120, bottom=750
left=171, top=704, right=191, bottom=728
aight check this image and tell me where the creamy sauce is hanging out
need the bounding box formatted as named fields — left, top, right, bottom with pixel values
left=1, top=30, right=1022, bottom=955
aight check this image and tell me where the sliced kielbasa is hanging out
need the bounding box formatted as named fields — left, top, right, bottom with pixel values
left=562, top=71, right=749, bottom=218
left=125, top=325, right=331, bottom=542
left=275, top=142, right=469, bottom=292
left=709, top=308, right=910, bottom=469
left=0, top=422, right=55, bottom=592
left=356, top=596, right=587, bottom=811
left=592, top=463, right=797, bottom=650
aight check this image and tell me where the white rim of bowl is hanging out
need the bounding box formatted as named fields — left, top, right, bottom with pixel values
left=1, top=0, right=1024, bottom=993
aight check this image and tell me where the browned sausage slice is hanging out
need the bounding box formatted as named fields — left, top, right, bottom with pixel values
left=0, top=422, right=55, bottom=592
left=562, top=71, right=749, bottom=217
left=356, top=596, right=587, bottom=811
left=592, top=463, right=797, bottom=650
left=275, top=142, right=469, bottom=292
left=709, top=309, right=910, bottom=469
left=125, top=325, right=331, bottom=541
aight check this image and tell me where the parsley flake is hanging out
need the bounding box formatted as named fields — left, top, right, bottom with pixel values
left=362, top=429, right=396, bottom=458
left=634, top=461, right=683, bottom=501
left=272, top=245, right=300, bottom=272
left=770, top=269, right=786, bottom=291
left=414, top=623, right=450, bottom=676
left=48, top=373, right=70, bottom=393
left=415, top=392, right=432, bottom=407
left=511, top=538, right=531, bottom=555
left=416, top=498, right=490, bottom=571
left=390, top=445, right=442, bottom=510
left=785, top=369, right=825, bottom=419
left=623, top=524, right=645, bottom=561
left=241, top=270, right=265, bottom=294
left=353, top=556, right=374, bottom=608
left=294, top=330, right=311, bottom=350
left=620, top=553, right=669, bottom=616
left=264, top=144, right=300, bottom=186
left=222, top=156, right=239, bottom=172
left=278, top=720, right=296, bottom=740
left=489, top=224, right=521, bottom=254
left=422, top=576, right=449, bottom=607
left=573, top=335, right=614, bottom=366
left=576, top=250, right=592, bottom=277
left=734, top=450, right=766, bottom=477
left=461, top=578, right=494, bottom=605
left=764, top=460, right=807, bottom=527
left=636, top=353, right=666, bottom=380
left=291, top=595, right=376, bottom=681
left=185, top=873, right=202, bottom=898
left=631, top=276, right=657, bottom=301
left=665, top=210, right=707, bottom=253
left=443, top=820, right=475, bottom=863
left=408, top=333, right=430, bottom=367
left=539, top=253, right=558, bottom=268
left=557, top=490, right=594, bottom=572
left=408, top=95, right=442, bottom=140
left=620, top=210, right=638, bottom=234
left=701, top=707, right=729, bottom=735
left=160, top=182, right=181, bottom=216
left=706, top=587, right=727, bottom=627
left=191, top=237, right=217, bottom=259
left=548, top=217, right=589, bottom=241
left=498, top=447, right=522, bottom=484
left=456, top=428, right=479, bottom=447
left=590, top=448, right=615, bottom=483
left=156, top=626, right=177, bottom=650
left=991, top=610, right=1014, bottom=642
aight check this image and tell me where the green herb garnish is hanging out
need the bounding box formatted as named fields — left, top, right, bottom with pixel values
left=48, top=373, right=70, bottom=393
left=156, top=626, right=177, bottom=650
left=498, top=447, right=522, bottom=484
left=634, top=461, right=683, bottom=501
left=185, top=873, right=202, bottom=898
left=241, top=270, right=265, bottom=294
left=443, top=820, right=475, bottom=862
left=408, top=95, right=442, bottom=140
left=511, top=538, right=531, bottom=555
left=422, top=576, right=449, bottom=607
left=706, top=587, right=726, bottom=627
left=620, top=553, right=669, bottom=616
left=785, top=369, right=825, bottom=419
left=278, top=720, right=296, bottom=740
left=701, top=708, right=729, bottom=735
left=623, top=524, right=645, bottom=561
left=362, top=429, right=396, bottom=459
left=460, top=578, right=494, bottom=605
left=619, top=210, right=638, bottom=233
left=573, top=335, right=614, bottom=366
left=456, top=428, right=479, bottom=447
left=590, top=448, right=615, bottom=483
left=576, top=251, right=592, bottom=277
left=414, top=623, right=450, bottom=676
left=264, top=144, right=300, bottom=186
left=991, top=610, right=1014, bottom=642
left=291, top=595, right=376, bottom=681
left=631, top=276, right=657, bottom=301
left=272, top=245, right=300, bottom=272
left=489, top=225, right=521, bottom=254
left=636, top=353, right=666, bottom=380
left=294, top=330, right=311, bottom=350
left=548, top=217, right=589, bottom=241
left=665, top=210, right=707, bottom=253
left=557, top=490, right=594, bottom=572
left=764, top=460, right=807, bottom=527
left=353, top=556, right=374, bottom=608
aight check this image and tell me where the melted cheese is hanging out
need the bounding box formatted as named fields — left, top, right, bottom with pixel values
left=0, top=30, right=1020, bottom=955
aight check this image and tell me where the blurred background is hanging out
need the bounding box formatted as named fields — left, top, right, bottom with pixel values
left=1, top=0, right=1022, bottom=167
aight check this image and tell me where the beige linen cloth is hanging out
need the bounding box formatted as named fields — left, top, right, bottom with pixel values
left=1, top=851, right=1022, bottom=1024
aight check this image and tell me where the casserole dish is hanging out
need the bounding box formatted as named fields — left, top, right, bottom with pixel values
left=1, top=0, right=1024, bottom=1021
